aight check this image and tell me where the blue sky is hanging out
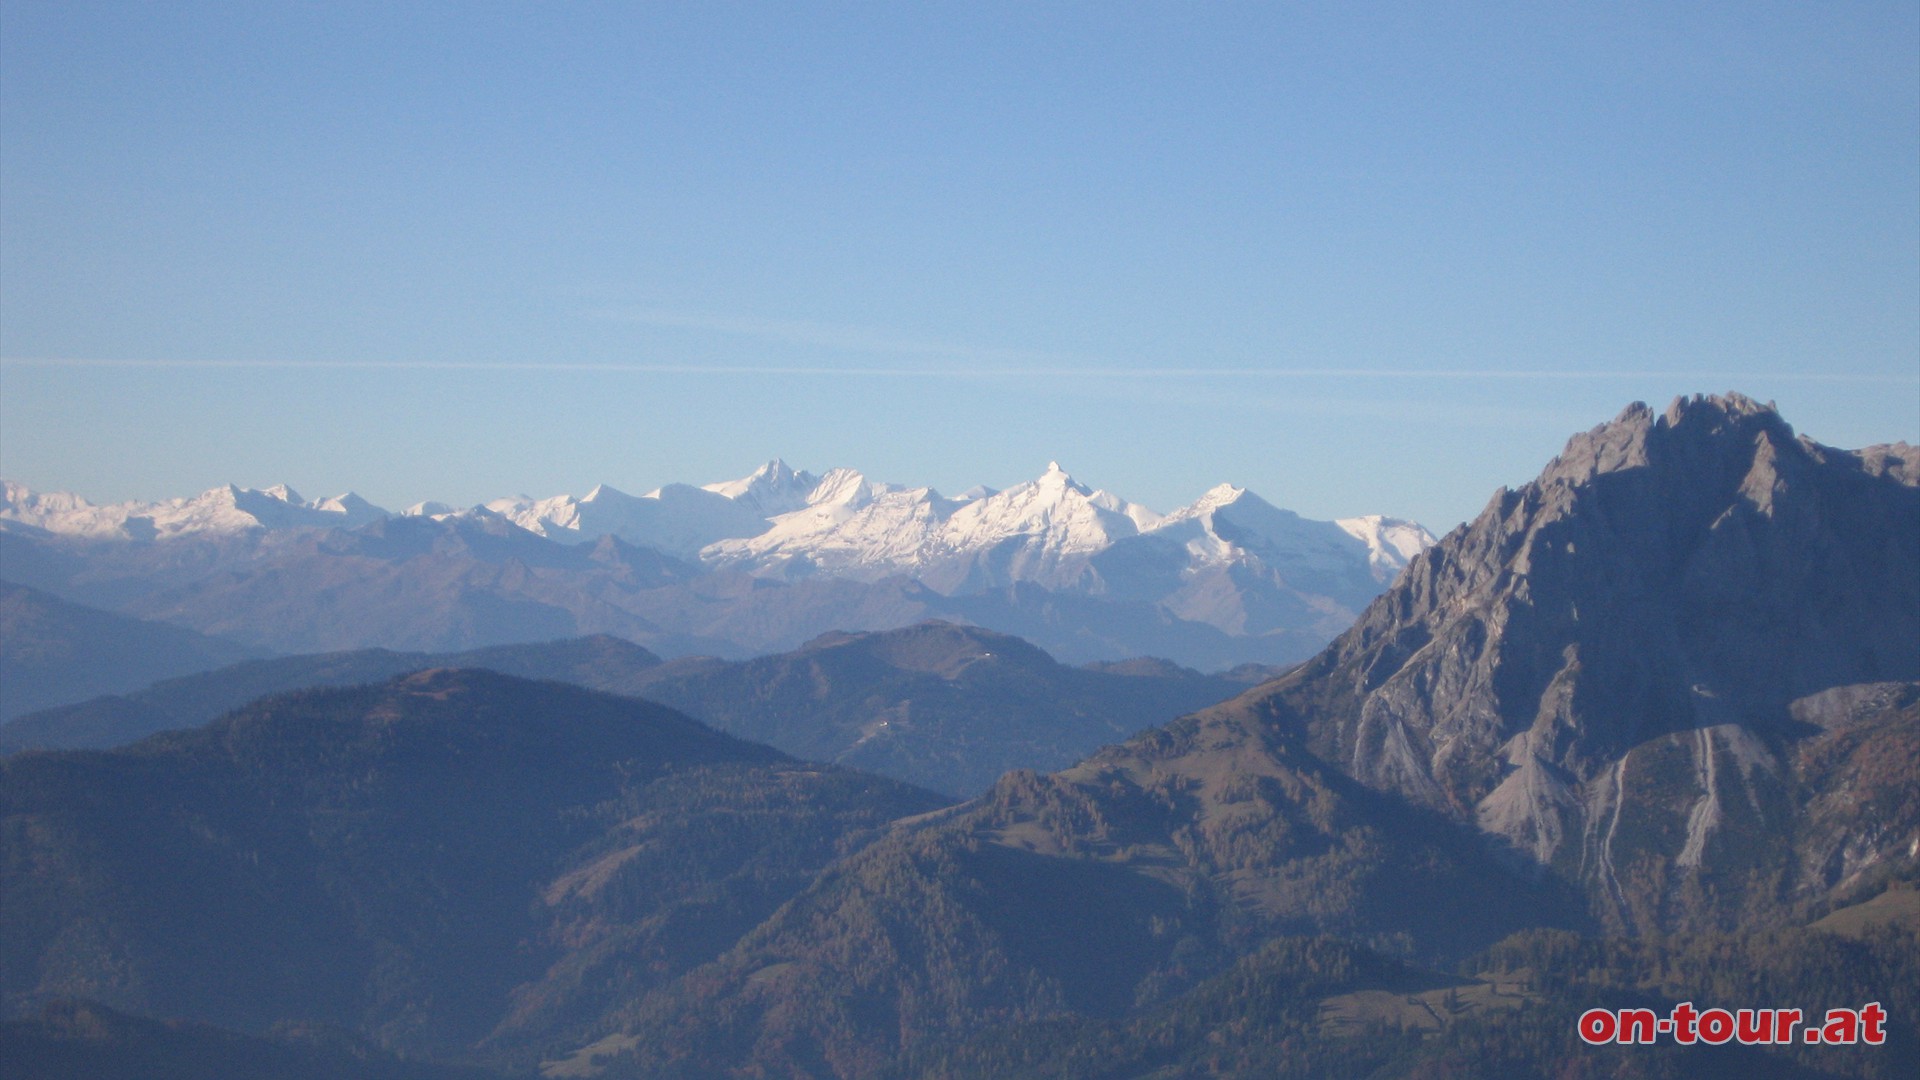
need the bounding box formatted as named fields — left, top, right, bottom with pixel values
left=3, top=1, right=1915, bottom=531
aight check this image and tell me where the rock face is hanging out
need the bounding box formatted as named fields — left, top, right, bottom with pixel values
left=569, top=395, right=1919, bottom=1075
left=7, top=395, right=1915, bottom=1080
left=1249, top=394, right=1920, bottom=930
left=598, top=684, right=1567, bottom=1079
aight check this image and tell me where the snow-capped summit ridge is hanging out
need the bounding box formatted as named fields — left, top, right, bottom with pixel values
left=1160, top=483, right=1248, bottom=524
left=1032, top=460, right=1092, bottom=495
left=312, top=492, right=379, bottom=515
left=3, top=465, right=1436, bottom=596
left=582, top=483, right=631, bottom=502
left=402, top=501, right=457, bottom=518
left=0, top=480, right=391, bottom=538
left=703, top=458, right=823, bottom=516
left=1335, top=515, right=1437, bottom=580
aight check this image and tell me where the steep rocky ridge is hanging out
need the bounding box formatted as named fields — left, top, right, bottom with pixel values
left=566, top=393, right=1919, bottom=1076
left=1226, top=394, right=1920, bottom=930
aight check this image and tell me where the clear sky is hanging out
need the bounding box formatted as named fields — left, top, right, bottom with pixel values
left=3, top=1, right=1915, bottom=531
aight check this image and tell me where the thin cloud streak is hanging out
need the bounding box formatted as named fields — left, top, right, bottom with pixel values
left=586, top=306, right=1073, bottom=366
left=1, top=355, right=1913, bottom=385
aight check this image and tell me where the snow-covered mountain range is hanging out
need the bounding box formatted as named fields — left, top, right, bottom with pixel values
left=0, top=480, right=387, bottom=540
left=3, top=463, right=1432, bottom=593
left=1, top=464, right=1433, bottom=668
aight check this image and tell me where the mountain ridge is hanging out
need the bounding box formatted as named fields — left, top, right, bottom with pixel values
left=552, top=393, right=1920, bottom=1075
left=2, top=462, right=1436, bottom=670
left=3, top=394, right=1915, bottom=1080
left=2, top=461, right=1433, bottom=587
left=0, top=669, right=949, bottom=1063
left=1, top=620, right=1254, bottom=798
left=0, top=581, right=263, bottom=721
left=1196, top=393, right=1920, bottom=929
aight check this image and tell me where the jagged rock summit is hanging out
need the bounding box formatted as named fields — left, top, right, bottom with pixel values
left=1240, top=392, right=1920, bottom=930
left=613, top=393, right=1920, bottom=1075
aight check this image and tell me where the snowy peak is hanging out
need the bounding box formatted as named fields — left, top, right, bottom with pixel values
left=1333, top=515, right=1437, bottom=581
left=703, top=458, right=822, bottom=516
left=486, top=481, right=766, bottom=558
left=2, top=480, right=96, bottom=518
left=3, top=465, right=1435, bottom=597
left=878, top=463, right=1158, bottom=591
left=951, top=463, right=1143, bottom=547
left=1153, top=482, right=1435, bottom=579
left=179, top=484, right=391, bottom=534
left=1149, top=486, right=1335, bottom=566
left=1198, top=481, right=1246, bottom=505
left=231, top=486, right=386, bottom=529
left=1031, top=460, right=1091, bottom=497
left=702, top=478, right=963, bottom=580
left=402, top=501, right=458, bottom=519
left=701, top=461, right=1174, bottom=590
left=1117, top=486, right=1437, bottom=626
left=1160, top=483, right=1251, bottom=525
left=0, top=481, right=125, bottom=538
left=311, top=492, right=384, bottom=525
left=582, top=483, right=637, bottom=504
left=485, top=492, right=580, bottom=534
left=804, top=468, right=894, bottom=512
left=0, top=480, right=391, bottom=539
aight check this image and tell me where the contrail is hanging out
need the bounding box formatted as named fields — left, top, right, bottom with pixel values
left=0, top=355, right=1911, bottom=384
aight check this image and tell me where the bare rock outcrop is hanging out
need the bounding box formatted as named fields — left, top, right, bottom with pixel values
left=1247, top=394, right=1920, bottom=930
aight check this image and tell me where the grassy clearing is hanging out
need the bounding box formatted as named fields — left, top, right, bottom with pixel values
left=1317, top=970, right=1537, bottom=1037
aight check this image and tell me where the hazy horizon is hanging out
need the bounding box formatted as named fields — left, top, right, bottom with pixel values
left=4, top=3, right=1915, bottom=530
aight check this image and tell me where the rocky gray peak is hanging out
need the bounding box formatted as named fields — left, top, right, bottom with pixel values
left=1348, top=393, right=1839, bottom=639
left=1249, top=394, right=1919, bottom=932
left=1806, top=439, right=1920, bottom=486
left=1537, top=393, right=1794, bottom=488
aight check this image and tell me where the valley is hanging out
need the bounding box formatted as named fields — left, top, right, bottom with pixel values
left=2, top=396, right=1916, bottom=1078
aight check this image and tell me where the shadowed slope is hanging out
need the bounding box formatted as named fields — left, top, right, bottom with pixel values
left=1, top=634, right=663, bottom=753
left=1, top=670, right=948, bottom=1065
left=0, top=581, right=261, bottom=720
